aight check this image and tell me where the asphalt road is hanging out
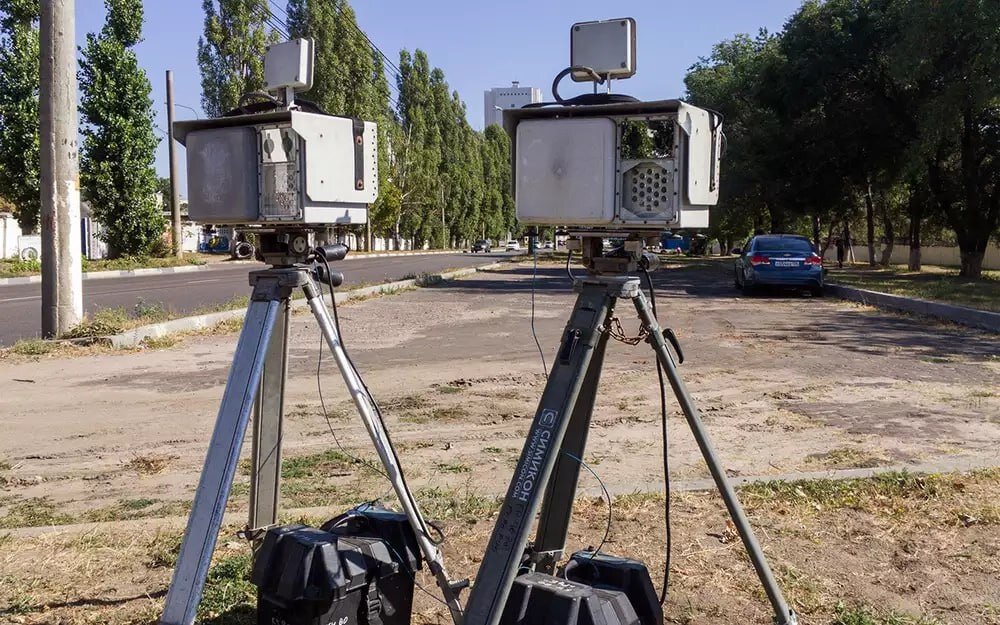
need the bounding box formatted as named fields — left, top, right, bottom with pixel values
left=0, top=251, right=510, bottom=346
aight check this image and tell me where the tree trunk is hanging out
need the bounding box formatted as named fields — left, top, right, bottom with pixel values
left=843, top=219, right=853, bottom=265
left=811, top=214, right=821, bottom=251
left=878, top=202, right=894, bottom=267
left=960, top=248, right=984, bottom=278
left=907, top=193, right=922, bottom=271
left=864, top=181, right=876, bottom=266
left=821, top=219, right=836, bottom=258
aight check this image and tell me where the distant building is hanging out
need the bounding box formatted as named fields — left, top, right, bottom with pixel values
left=484, top=81, right=542, bottom=128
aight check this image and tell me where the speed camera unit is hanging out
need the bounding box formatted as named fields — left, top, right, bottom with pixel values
left=173, top=37, right=377, bottom=227
left=504, top=100, right=722, bottom=231
left=175, top=112, right=377, bottom=226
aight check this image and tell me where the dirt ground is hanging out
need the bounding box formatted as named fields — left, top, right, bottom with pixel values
left=1, top=259, right=998, bottom=624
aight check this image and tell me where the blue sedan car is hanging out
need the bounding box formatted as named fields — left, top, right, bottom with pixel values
left=733, top=234, right=824, bottom=296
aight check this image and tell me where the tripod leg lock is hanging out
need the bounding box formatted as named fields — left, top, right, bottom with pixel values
left=660, top=328, right=684, bottom=364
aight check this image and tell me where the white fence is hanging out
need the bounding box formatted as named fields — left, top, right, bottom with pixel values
left=822, top=244, right=1000, bottom=270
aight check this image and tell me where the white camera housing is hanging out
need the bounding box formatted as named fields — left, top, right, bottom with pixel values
left=504, top=100, right=722, bottom=231
left=175, top=111, right=377, bottom=226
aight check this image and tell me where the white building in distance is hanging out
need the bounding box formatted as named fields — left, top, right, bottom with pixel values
left=484, top=81, right=542, bottom=128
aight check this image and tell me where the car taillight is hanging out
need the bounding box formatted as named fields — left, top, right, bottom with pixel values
left=803, top=254, right=822, bottom=266
left=749, top=254, right=770, bottom=266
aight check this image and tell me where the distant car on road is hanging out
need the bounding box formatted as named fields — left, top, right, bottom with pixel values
left=471, top=239, right=491, bottom=253
left=505, top=240, right=521, bottom=251
left=542, top=240, right=554, bottom=250
left=733, top=234, right=824, bottom=296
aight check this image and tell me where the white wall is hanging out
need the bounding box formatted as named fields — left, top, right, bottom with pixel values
left=0, top=213, right=19, bottom=258
left=823, top=244, right=1000, bottom=270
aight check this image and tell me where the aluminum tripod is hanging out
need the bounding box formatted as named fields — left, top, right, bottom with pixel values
left=159, top=263, right=464, bottom=625
left=463, top=275, right=798, bottom=625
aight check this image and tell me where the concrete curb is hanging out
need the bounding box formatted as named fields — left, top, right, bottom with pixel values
left=104, top=261, right=505, bottom=348
left=0, top=250, right=467, bottom=286
left=825, top=282, right=1000, bottom=333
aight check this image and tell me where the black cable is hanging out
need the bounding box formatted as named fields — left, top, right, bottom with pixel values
left=565, top=249, right=576, bottom=282
left=530, top=248, right=548, bottom=379
left=641, top=268, right=671, bottom=605
left=552, top=65, right=603, bottom=103
left=315, top=278, right=392, bottom=484
left=562, top=451, right=612, bottom=562
left=319, top=255, right=444, bottom=546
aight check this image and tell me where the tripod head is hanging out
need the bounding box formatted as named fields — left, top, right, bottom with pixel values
left=564, top=232, right=661, bottom=275
left=253, top=229, right=347, bottom=287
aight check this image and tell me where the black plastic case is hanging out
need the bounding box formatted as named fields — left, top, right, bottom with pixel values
left=251, top=524, right=415, bottom=625
left=499, top=572, right=640, bottom=625
left=565, top=551, right=662, bottom=625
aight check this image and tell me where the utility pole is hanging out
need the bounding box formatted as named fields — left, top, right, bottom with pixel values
left=166, top=70, right=183, bottom=257
left=39, top=0, right=83, bottom=337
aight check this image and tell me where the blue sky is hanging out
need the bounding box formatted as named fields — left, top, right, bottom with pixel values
left=75, top=0, right=805, bottom=194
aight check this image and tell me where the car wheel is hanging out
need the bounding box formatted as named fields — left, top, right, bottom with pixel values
left=810, top=286, right=824, bottom=297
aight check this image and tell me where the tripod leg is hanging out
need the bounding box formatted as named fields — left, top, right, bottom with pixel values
left=160, top=297, right=282, bottom=625
left=464, top=282, right=617, bottom=625
left=302, top=278, right=465, bottom=624
left=532, top=330, right=610, bottom=573
left=249, top=298, right=290, bottom=534
left=631, top=292, right=797, bottom=625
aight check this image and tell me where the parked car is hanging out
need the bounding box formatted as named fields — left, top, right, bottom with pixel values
left=471, top=239, right=491, bottom=253
left=505, top=240, right=521, bottom=251
left=733, top=234, right=824, bottom=296
left=542, top=240, right=554, bottom=250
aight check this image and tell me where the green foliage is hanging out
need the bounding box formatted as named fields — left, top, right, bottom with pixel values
left=0, top=0, right=40, bottom=233
left=78, top=0, right=164, bottom=258
left=197, top=0, right=275, bottom=118
left=686, top=0, right=1000, bottom=276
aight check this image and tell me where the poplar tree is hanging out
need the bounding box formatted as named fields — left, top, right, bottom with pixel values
left=197, top=0, right=273, bottom=118
left=0, top=0, right=39, bottom=233
left=78, top=0, right=162, bottom=257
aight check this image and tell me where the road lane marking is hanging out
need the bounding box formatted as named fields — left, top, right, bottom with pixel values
left=0, top=295, right=40, bottom=303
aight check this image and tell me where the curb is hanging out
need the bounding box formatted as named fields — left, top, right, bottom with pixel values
left=825, top=283, right=1000, bottom=333
left=104, top=261, right=505, bottom=348
left=0, top=250, right=468, bottom=286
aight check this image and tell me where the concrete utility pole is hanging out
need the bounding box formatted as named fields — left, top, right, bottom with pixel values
left=166, top=70, right=183, bottom=257
left=39, top=0, right=83, bottom=337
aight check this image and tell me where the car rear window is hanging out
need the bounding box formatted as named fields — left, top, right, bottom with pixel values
left=754, top=237, right=814, bottom=253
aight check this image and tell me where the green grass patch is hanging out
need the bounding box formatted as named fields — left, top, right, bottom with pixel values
left=415, top=486, right=501, bottom=522
left=0, top=254, right=205, bottom=279
left=434, top=462, right=471, bottom=474
left=828, top=265, right=1000, bottom=312
left=279, top=449, right=354, bottom=479
left=0, top=257, right=41, bottom=278
left=738, top=469, right=1000, bottom=522
left=197, top=552, right=256, bottom=624
left=6, top=338, right=61, bottom=356
left=0, top=496, right=76, bottom=529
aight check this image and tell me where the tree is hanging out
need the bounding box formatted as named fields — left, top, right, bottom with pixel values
left=892, top=0, right=1000, bottom=277
left=0, top=0, right=39, bottom=234
left=78, top=0, right=163, bottom=258
left=197, top=0, right=273, bottom=118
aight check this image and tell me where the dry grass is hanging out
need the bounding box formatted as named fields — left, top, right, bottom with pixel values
left=121, top=454, right=178, bottom=476
left=0, top=469, right=997, bottom=624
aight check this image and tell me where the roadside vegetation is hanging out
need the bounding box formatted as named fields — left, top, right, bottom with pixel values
left=826, top=265, right=1000, bottom=312
left=0, top=254, right=208, bottom=279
